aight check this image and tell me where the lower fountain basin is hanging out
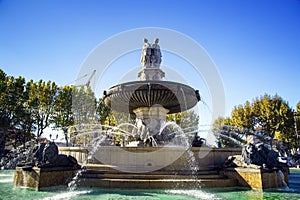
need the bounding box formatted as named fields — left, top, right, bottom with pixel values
left=59, top=147, right=241, bottom=172
left=14, top=147, right=289, bottom=190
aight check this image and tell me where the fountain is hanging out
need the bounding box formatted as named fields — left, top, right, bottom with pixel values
left=13, top=38, right=288, bottom=191
left=57, top=38, right=241, bottom=189
left=5, top=37, right=299, bottom=199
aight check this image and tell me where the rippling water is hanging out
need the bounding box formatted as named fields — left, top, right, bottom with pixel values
left=1, top=170, right=300, bottom=200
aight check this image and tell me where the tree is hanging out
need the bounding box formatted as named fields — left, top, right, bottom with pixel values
left=96, top=98, right=111, bottom=125
left=72, top=86, right=97, bottom=125
left=230, top=101, right=254, bottom=130
left=51, top=85, right=74, bottom=146
left=0, top=72, right=31, bottom=155
left=214, top=94, right=295, bottom=149
left=18, top=85, right=36, bottom=144
left=70, top=86, right=97, bottom=145
left=212, top=116, right=231, bottom=130
left=27, top=80, right=58, bottom=139
left=212, top=116, right=245, bottom=148
left=0, top=69, right=9, bottom=157
left=294, top=101, right=300, bottom=149
left=251, top=94, right=294, bottom=143
left=8, top=76, right=30, bottom=147
left=167, top=110, right=199, bottom=130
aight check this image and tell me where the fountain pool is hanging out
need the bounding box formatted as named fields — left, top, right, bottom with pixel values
left=2, top=170, right=300, bottom=200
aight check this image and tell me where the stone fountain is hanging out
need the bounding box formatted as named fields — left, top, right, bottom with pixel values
left=13, top=38, right=289, bottom=190
left=58, top=38, right=241, bottom=189
left=102, top=38, right=200, bottom=146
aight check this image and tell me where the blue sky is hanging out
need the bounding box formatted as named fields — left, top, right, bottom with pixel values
left=1, top=0, right=300, bottom=119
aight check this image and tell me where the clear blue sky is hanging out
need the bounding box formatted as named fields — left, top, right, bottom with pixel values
left=1, top=0, right=300, bottom=118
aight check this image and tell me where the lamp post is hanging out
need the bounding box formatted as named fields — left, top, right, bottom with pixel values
left=294, top=111, right=299, bottom=150
left=49, top=133, right=58, bottom=143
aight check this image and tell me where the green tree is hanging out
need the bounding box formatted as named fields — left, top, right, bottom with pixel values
left=0, top=71, right=34, bottom=154
left=294, top=101, right=300, bottom=149
left=72, top=86, right=97, bottom=125
left=18, top=85, right=36, bottom=144
left=27, top=80, right=58, bottom=139
left=212, top=116, right=244, bottom=147
left=214, top=94, right=295, bottom=149
left=0, top=70, right=9, bottom=157
left=96, top=98, right=111, bottom=125
left=231, top=101, right=254, bottom=130
left=212, top=116, right=231, bottom=130
left=167, top=110, right=199, bottom=130
left=8, top=76, right=29, bottom=147
left=252, top=94, right=294, bottom=142
left=109, top=111, right=135, bottom=126
left=70, top=86, right=97, bottom=145
left=51, top=85, right=74, bottom=146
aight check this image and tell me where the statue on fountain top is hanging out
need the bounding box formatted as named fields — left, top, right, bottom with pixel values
left=140, top=38, right=162, bottom=68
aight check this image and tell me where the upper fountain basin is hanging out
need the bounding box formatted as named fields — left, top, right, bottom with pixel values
left=103, top=80, right=200, bottom=114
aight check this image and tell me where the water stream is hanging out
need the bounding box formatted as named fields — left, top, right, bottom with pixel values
left=68, top=133, right=108, bottom=191
left=278, top=169, right=288, bottom=188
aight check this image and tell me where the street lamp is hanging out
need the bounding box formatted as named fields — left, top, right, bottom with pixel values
left=294, top=111, right=299, bottom=150
left=49, top=133, right=58, bottom=143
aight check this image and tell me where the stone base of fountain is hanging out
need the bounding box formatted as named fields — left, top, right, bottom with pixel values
left=58, top=147, right=242, bottom=189
left=13, top=147, right=289, bottom=190
left=59, top=147, right=242, bottom=172
left=76, top=163, right=238, bottom=189
left=224, top=167, right=289, bottom=189
left=13, top=147, right=290, bottom=190
left=14, top=166, right=79, bottom=190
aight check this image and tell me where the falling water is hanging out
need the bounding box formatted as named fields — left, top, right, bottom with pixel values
left=278, top=170, right=288, bottom=188
left=160, top=122, right=201, bottom=188
left=66, top=119, right=206, bottom=191
left=68, top=133, right=108, bottom=191
left=67, top=123, right=143, bottom=191
left=21, top=170, right=28, bottom=187
left=69, top=124, right=137, bottom=148
left=159, top=122, right=184, bottom=136
left=217, top=132, right=244, bottom=147
left=180, top=88, right=188, bottom=111
left=184, top=131, right=201, bottom=189
left=117, top=123, right=138, bottom=131
left=200, top=99, right=212, bottom=115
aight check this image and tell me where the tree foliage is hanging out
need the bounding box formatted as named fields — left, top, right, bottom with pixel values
left=251, top=94, right=294, bottom=144
left=0, top=70, right=33, bottom=156
left=1, top=67, right=298, bottom=153
left=72, top=86, right=97, bottom=125
left=167, top=110, right=199, bottom=130
left=295, top=101, right=300, bottom=147
left=51, top=85, right=74, bottom=146
left=96, top=98, right=111, bottom=125
left=0, top=69, right=63, bottom=153
left=213, top=94, right=297, bottom=149
left=0, top=69, right=101, bottom=149
left=26, top=80, right=58, bottom=139
left=212, top=116, right=245, bottom=148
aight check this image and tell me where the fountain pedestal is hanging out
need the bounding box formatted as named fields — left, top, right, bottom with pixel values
left=138, top=67, right=165, bottom=81
left=14, top=166, right=78, bottom=190
left=224, top=167, right=289, bottom=189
